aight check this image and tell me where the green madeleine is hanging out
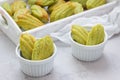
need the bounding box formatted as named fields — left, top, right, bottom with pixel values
left=20, top=33, right=36, bottom=60
left=86, top=24, right=105, bottom=45
left=31, top=5, right=49, bottom=23
left=32, top=36, right=54, bottom=60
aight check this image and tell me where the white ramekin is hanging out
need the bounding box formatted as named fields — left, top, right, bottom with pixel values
left=16, top=44, right=57, bottom=77
left=69, top=31, right=108, bottom=61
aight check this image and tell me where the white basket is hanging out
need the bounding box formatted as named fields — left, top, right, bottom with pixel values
left=0, top=0, right=118, bottom=45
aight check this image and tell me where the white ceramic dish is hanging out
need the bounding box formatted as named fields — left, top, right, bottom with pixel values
left=69, top=27, right=108, bottom=61
left=16, top=44, right=57, bottom=77
left=0, top=0, right=118, bottom=45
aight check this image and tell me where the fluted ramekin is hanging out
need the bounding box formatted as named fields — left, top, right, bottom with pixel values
left=69, top=30, right=108, bottom=61
left=16, top=44, right=57, bottom=77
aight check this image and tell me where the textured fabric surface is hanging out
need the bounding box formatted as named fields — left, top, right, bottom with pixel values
left=50, top=5, right=120, bottom=45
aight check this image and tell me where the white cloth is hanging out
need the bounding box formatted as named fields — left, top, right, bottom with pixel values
left=50, top=5, right=120, bottom=45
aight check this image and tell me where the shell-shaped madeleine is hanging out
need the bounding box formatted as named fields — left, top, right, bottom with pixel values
left=71, top=25, right=88, bottom=45
left=20, top=33, right=36, bottom=60
left=86, top=24, right=105, bottom=45
left=50, top=2, right=75, bottom=22
left=48, top=0, right=65, bottom=13
left=31, top=5, right=49, bottom=23
left=17, top=14, right=44, bottom=30
left=32, top=36, right=54, bottom=60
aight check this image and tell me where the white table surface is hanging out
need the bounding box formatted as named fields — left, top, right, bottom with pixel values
left=0, top=29, right=120, bottom=80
